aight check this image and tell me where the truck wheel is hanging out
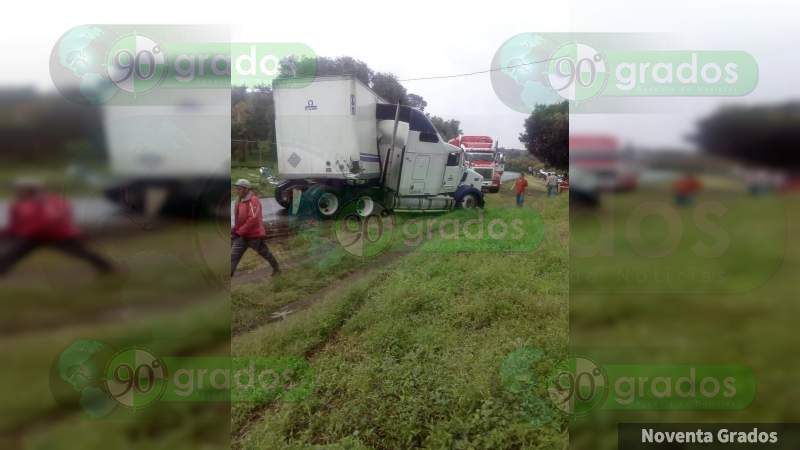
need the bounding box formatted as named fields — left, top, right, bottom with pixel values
left=355, top=195, right=376, bottom=217
left=275, top=181, right=307, bottom=209
left=275, top=185, right=292, bottom=209
left=316, top=189, right=341, bottom=218
left=460, top=193, right=479, bottom=209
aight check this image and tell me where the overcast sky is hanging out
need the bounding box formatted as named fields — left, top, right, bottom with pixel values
left=2, top=0, right=798, bottom=150
left=568, top=0, right=800, bottom=150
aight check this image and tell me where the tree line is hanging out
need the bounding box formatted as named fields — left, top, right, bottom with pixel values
left=517, top=99, right=800, bottom=172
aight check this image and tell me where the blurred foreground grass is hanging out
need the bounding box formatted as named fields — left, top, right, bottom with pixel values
left=570, top=186, right=799, bottom=450
left=0, top=222, right=231, bottom=450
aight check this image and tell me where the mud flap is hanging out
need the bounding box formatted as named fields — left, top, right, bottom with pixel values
left=291, top=188, right=303, bottom=215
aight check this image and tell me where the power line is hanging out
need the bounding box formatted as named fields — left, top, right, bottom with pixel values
left=397, top=57, right=555, bottom=82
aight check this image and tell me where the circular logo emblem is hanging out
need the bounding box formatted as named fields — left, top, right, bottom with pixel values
left=491, top=33, right=564, bottom=113
left=104, top=347, right=168, bottom=409
left=491, top=33, right=609, bottom=111
left=50, top=339, right=118, bottom=418
left=333, top=200, right=395, bottom=257
left=546, top=43, right=608, bottom=102
left=49, top=26, right=167, bottom=104
left=49, top=25, right=120, bottom=104
left=107, top=34, right=167, bottom=95
left=547, top=356, right=608, bottom=415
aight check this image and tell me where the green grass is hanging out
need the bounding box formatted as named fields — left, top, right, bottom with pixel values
left=233, top=246, right=372, bottom=334
left=232, top=220, right=388, bottom=334
left=0, top=163, right=109, bottom=197
left=232, top=165, right=275, bottom=198
left=1, top=223, right=231, bottom=450
left=0, top=300, right=227, bottom=430
left=1, top=223, right=228, bottom=332
left=232, top=176, right=569, bottom=449
left=569, top=187, right=800, bottom=450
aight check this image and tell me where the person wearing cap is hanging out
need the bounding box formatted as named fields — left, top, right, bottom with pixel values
left=0, top=178, right=115, bottom=276
left=231, top=178, right=280, bottom=277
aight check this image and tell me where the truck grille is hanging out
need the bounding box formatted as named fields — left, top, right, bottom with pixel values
left=474, top=168, right=493, bottom=180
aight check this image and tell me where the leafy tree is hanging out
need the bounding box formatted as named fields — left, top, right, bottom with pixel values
left=231, top=84, right=276, bottom=164
left=407, top=93, right=427, bottom=111
left=519, top=101, right=568, bottom=170
left=279, top=55, right=371, bottom=84
left=370, top=72, right=407, bottom=104
left=692, top=102, right=800, bottom=168
left=243, top=85, right=275, bottom=142
left=279, top=56, right=416, bottom=106
left=428, top=115, right=462, bottom=141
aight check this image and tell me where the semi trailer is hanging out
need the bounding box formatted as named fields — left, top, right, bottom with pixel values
left=448, top=135, right=502, bottom=193
left=102, top=89, right=230, bottom=217
left=272, top=75, right=485, bottom=218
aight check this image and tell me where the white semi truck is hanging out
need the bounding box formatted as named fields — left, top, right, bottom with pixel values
left=272, top=75, right=485, bottom=218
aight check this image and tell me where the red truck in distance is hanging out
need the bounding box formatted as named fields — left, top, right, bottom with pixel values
left=448, top=135, right=503, bottom=193
left=569, top=134, right=638, bottom=192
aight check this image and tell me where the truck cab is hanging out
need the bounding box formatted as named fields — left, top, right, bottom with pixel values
left=449, top=135, right=501, bottom=193
left=373, top=103, right=484, bottom=212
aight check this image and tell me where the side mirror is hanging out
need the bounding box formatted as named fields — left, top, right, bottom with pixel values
left=419, top=132, right=439, bottom=143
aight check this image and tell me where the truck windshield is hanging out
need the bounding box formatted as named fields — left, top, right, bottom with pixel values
left=408, top=109, right=438, bottom=135
left=376, top=104, right=441, bottom=139
left=466, top=153, right=495, bottom=162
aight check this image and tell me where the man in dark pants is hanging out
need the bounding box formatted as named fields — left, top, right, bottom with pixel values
left=231, top=179, right=280, bottom=277
left=0, top=178, right=114, bottom=276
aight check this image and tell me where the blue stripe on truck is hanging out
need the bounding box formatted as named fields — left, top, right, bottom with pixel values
left=359, top=152, right=381, bottom=162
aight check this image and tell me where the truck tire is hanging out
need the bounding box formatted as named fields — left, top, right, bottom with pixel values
left=460, top=192, right=480, bottom=209
left=355, top=195, right=376, bottom=217
left=304, top=185, right=341, bottom=219
left=274, top=180, right=307, bottom=209
left=454, top=186, right=485, bottom=209
left=317, top=191, right=340, bottom=217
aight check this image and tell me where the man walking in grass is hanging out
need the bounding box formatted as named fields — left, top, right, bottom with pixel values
left=231, top=179, right=280, bottom=277
left=514, top=172, right=528, bottom=207
left=546, top=173, right=559, bottom=197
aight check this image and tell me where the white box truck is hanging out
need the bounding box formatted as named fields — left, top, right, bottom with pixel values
left=102, top=89, right=230, bottom=217
left=272, top=75, right=485, bottom=218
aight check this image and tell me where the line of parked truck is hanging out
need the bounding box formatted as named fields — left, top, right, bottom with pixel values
left=448, top=135, right=504, bottom=193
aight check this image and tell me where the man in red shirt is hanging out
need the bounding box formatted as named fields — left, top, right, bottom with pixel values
left=674, top=173, right=702, bottom=206
left=231, top=179, right=280, bottom=277
left=514, top=173, right=529, bottom=207
left=0, top=178, right=114, bottom=276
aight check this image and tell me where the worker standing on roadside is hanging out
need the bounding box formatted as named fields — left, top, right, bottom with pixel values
left=0, top=178, right=115, bottom=276
left=514, top=172, right=528, bottom=207
left=546, top=173, right=559, bottom=197
left=231, top=179, right=280, bottom=277
left=673, top=172, right=702, bottom=206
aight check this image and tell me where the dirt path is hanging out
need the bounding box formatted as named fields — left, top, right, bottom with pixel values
left=231, top=251, right=407, bottom=447
left=233, top=249, right=409, bottom=336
